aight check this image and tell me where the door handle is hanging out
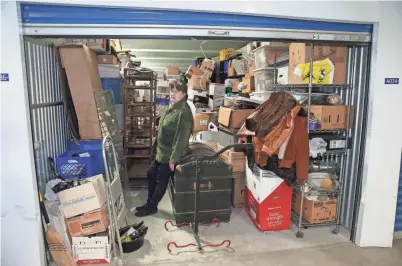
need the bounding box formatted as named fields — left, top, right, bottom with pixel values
left=208, top=30, right=230, bottom=36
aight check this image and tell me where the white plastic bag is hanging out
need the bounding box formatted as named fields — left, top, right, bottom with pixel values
left=44, top=179, right=62, bottom=201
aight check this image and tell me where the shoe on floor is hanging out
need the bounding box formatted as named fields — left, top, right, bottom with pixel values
left=135, top=207, right=158, bottom=217
left=135, top=203, right=148, bottom=212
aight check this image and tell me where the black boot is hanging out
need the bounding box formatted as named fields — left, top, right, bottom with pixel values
left=135, top=205, right=158, bottom=217
left=135, top=203, right=149, bottom=212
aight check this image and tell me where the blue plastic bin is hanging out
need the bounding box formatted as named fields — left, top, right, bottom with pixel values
left=101, top=78, right=122, bottom=104
left=56, top=150, right=104, bottom=180
left=67, top=139, right=105, bottom=176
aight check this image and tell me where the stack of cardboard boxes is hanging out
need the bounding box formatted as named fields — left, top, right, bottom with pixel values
left=206, top=143, right=247, bottom=208
left=45, top=175, right=115, bottom=264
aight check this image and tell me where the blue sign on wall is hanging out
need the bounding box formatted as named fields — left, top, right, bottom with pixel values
left=0, top=73, right=9, bottom=82
left=385, top=78, right=399, bottom=84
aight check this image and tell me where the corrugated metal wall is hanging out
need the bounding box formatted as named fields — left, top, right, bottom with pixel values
left=340, top=46, right=371, bottom=232
left=25, top=39, right=70, bottom=193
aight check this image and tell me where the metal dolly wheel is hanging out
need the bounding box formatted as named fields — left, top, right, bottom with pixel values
left=165, top=143, right=253, bottom=253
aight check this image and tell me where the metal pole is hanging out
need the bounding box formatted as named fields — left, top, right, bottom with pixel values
left=193, top=156, right=202, bottom=250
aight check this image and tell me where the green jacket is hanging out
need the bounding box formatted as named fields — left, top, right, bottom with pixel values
left=153, top=98, right=193, bottom=164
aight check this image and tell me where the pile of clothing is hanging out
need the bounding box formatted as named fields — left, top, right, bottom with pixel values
left=237, top=92, right=309, bottom=186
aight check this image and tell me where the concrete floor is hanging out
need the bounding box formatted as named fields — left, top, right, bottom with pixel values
left=119, top=188, right=402, bottom=266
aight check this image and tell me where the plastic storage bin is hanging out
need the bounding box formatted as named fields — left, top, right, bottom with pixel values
left=56, top=150, right=105, bottom=179
left=101, top=78, right=122, bottom=104
left=254, top=45, right=276, bottom=69
left=253, top=68, right=276, bottom=92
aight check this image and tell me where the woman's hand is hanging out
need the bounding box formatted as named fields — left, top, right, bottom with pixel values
left=169, top=163, right=175, bottom=172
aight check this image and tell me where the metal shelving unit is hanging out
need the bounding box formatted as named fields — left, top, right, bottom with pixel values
left=123, top=68, right=157, bottom=187
left=286, top=44, right=353, bottom=238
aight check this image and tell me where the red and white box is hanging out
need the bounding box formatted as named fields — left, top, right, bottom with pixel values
left=72, top=236, right=111, bottom=265
left=244, top=166, right=292, bottom=231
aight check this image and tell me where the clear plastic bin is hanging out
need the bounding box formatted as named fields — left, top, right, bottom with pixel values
left=254, top=45, right=275, bottom=69
left=253, top=68, right=276, bottom=92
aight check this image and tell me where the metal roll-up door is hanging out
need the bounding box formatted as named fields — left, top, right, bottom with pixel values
left=395, top=156, right=402, bottom=236
left=20, top=3, right=372, bottom=42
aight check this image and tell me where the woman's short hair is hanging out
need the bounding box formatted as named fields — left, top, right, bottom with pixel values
left=169, top=80, right=188, bottom=95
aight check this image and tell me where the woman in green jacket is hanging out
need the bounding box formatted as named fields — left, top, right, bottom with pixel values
left=135, top=80, right=194, bottom=217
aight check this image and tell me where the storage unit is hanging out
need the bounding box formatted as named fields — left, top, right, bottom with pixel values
left=5, top=2, right=386, bottom=266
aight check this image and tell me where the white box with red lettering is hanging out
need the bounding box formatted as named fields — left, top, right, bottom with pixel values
left=244, top=166, right=292, bottom=231
left=72, top=236, right=111, bottom=265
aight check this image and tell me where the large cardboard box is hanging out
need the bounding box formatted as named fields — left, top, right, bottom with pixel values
left=199, top=59, right=215, bottom=79
left=216, top=144, right=246, bottom=173
left=185, top=65, right=204, bottom=78
left=72, top=236, right=111, bottom=265
left=242, top=76, right=255, bottom=93
left=232, top=173, right=246, bottom=208
left=248, top=61, right=256, bottom=77
left=288, top=43, right=347, bottom=84
left=218, top=107, right=254, bottom=131
left=67, top=204, right=109, bottom=237
left=58, top=174, right=107, bottom=219
left=59, top=45, right=103, bottom=139
left=188, top=75, right=208, bottom=90
left=166, top=66, right=180, bottom=76
left=310, top=105, right=348, bottom=129
left=245, top=167, right=292, bottom=231
left=292, top=192, right=337, bottom=224
left=193, top=113, right=212, bottom=132
left=97, top=54, right=118, bottom=65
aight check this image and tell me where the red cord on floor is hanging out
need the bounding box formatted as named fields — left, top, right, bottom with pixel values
left=167, top=239, right=231, bottom=253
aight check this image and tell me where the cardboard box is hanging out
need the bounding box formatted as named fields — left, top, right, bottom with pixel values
left=231, top=79, right=240, bottom=92
left=245, top=167, right=292, bottom=231
left=292, top=192, right=337, bottom=224
left=166, top=66, right=180, bottom=76
left=185, top=65, right=204, bottom=78
left=58, top=174, right=107, bottom=219
left=310, top=105, right=348, bottom=129
left=67, top=204, right=109, bottom=237
left=208, top=83, right=226, bottom=97
left=97, top=55, right=118, bottom=65
left=188, top=75, right=207, bottom=90
left=55, top=39, right=107, bottom=52
left=209, top=95, right=225, bottom=111
left=232, top=173, right=246, bottom=208
left=216, top=144, right=246, bottom=173
left=72, top=236, right=111, bottom=265
left=193, top=113, right=212, bottom=132
left=248, top=61, right=256, bottom=76
left=242, top=76, right=255, bottom=93
left=288, top=43, right=347, bottom=84
left=44, top=200, right=72, bottom=254
left=200, top=59, right=215, bottom=79
left=228, top=61, right=237, bottom=77
left=59, top=45, right=103, bottom=139
left=218, top=107, right=254, bottom=131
